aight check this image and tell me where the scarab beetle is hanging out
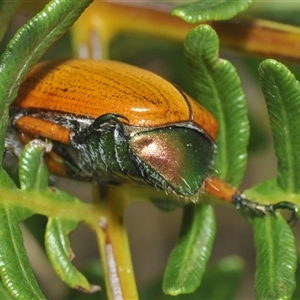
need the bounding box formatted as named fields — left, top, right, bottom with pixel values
left=6, top=59, right=297, bottom=217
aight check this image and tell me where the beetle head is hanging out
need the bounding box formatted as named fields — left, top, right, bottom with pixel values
left=129, top=126, right=214, bottom=198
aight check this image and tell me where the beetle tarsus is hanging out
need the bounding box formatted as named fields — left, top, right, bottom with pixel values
left=272, top=201, right=299, bottom=224
left=92, top=113, right=129, bottom=130
left=232, top=194, right=298, bottom=224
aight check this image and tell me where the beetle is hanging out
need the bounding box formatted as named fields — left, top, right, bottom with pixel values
left=6, top=59, right=297, bottom=217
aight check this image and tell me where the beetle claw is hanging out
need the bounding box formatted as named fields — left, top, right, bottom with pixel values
left=232, top=194, right=298, bottom=224
left=92, top=113, right=129, bottom=130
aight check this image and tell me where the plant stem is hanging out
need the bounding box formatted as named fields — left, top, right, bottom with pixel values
left=92, top=184, right=138, bottom=300
left=71, top=2, right=300, bottom=62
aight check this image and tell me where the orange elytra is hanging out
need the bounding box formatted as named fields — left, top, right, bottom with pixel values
left=13, top=59, right=218, bottom=142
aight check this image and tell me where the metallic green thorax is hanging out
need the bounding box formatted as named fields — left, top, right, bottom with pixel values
left=66, top=115, right=215, bottom=197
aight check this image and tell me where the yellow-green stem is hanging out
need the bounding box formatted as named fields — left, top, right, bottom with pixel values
left=92, top=184, right=138, bottom=300
left=71, top=1, right=300, bottom=62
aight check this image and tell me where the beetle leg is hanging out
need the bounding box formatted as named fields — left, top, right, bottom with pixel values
left=14, top=115, right=71, bottom=144
left=232, top=194, right=298, bottom=224
left=270, top=201, right=298, bottom=224
left=203, top=177, right=298, bottom=223
left=75, top=113, right=129, bottom=139
left=8, top=128, right=85, bottom=179
left=91, top=113, right=129, bottom=130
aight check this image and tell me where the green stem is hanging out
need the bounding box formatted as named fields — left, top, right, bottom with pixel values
left=92, top=184, right=138, bottom=300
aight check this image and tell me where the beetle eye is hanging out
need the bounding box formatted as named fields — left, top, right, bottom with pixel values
left=129, top=127, right=214, bottom=197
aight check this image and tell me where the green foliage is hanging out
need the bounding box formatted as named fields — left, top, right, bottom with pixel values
left=45, top=217, right=99, bottom=293
left=0, top=205, right=44, bottom=299
left=0, top=144, right=40, bottom=298
left=1, top=137, right=97, bottom=297
left=19, top=142, right=50, bottom=191
left=184, top=25, right=249, bottom=186
left=0, top=281, right=14, bottom=299
left=243, top=59, right=300, bottom=299
left=251, top=215, right=297, bottom=299
left=171, top=0, right=253, bottom=23
left=142, top=256, right=244, bottom=299
left=163, top=204, right=216, bottom=295
left=0, top=0, right=299, bottom=299
left=259, top=60, right=300, bottom=194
